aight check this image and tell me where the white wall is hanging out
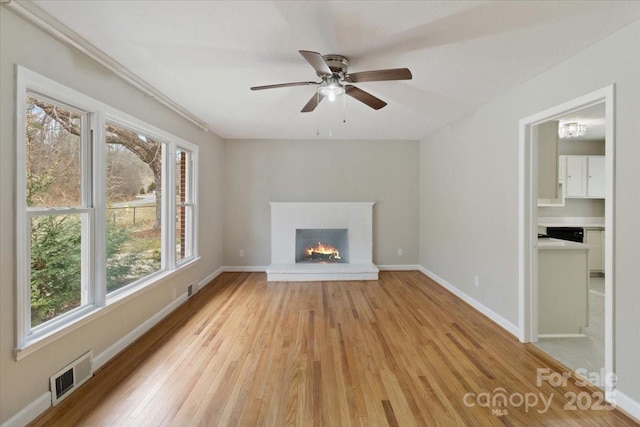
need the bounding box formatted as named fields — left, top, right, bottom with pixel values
left=223, top=139, right=419, bottom=267
left=0, top=8, right=224, bottom=423
left=420, top=19, right=640, bottom=406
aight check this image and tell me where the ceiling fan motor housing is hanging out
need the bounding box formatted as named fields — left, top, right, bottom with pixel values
left=321, top=54, right=349, bottom=77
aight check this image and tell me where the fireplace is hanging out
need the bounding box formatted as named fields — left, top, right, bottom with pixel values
left=295, top=229, right=349, bottom=263
left=267, top=202, right=378, bottom=281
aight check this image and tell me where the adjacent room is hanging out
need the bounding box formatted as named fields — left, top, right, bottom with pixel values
left=1, top=1, right=640, bottom=426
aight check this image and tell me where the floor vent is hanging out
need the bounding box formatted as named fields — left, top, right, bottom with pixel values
left=50, top=351, right=93, bottom=406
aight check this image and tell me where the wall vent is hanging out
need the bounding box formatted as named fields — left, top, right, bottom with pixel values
left=50, top=351, right=93, bottom=406
left=187, top=281, right=198, bottom=297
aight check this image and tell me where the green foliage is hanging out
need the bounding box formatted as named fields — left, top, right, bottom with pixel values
left=30, top=216, right=136, bottom=326
left=26, top=169, right=55, bottom=207
left=30, top=215, right=82, bottom=326
left=147, top=181, right=156, bottom=193
left=105, top=223, right=138, bottom=292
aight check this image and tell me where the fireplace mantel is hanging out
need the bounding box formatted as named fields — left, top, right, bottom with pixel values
left=266, top=202, right=379, bottom=281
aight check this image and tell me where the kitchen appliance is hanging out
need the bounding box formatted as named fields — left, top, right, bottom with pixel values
left=546, top=227, right=584, bottom=243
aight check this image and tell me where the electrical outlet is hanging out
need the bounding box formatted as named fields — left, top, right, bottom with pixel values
left=397, top=248, right=403, bottom=257
left=474, top=275, right=480, bottom=287
left=239, top=249, right=245, bottom=257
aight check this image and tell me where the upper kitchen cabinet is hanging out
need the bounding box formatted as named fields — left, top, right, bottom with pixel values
left=564, top=155, right=605, bottom=198
left=537, top=121, right=562, bottom=206
left=565, top=155, right=586, bottom=196
left=586, top=155, right=605, bottom=197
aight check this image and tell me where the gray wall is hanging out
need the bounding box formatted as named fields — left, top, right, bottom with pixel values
left=559, top=139, right=605, bottom=156
left=0, top=8, right=224, bottom=422
left=223, top=139, right=419, bottom=266
left=420, top=19, right=640, bottom=404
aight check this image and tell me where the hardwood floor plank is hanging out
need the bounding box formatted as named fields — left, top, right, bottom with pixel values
left=29, top=271, right=639, bottom=427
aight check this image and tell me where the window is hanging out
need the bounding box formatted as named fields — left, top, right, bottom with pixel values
left=16, top=67, right=198, bottom=353
left=176, top=148, right=194, bottom=263
left=105, top=121, right=163, bottom=295
left=24, top=94, right=94, bottom=329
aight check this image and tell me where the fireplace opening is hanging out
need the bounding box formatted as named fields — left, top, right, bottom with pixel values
left=295, top=229, right=349, bottom=264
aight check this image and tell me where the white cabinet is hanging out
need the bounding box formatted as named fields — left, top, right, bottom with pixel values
left=585, top=228, right=605, bottom=274
left=565, top=156, right=586, bottom=197
left=587, top=156, right=605, bottom=198
left=538, top=246, right=589, bottom=335
left=563, top=155, right=605, bottom=199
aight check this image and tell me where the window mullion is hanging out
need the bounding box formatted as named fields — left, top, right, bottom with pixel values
left=80, top=114, right=92, bottom=307
left=94, top=112, right=107, bottom=307
left=164, top=143, right=175, bottom=270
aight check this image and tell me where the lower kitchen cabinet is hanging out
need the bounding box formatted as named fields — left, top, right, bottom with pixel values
left=585, top=228, right=605, bottom=274
left=538, top=245, right=588, bottom=335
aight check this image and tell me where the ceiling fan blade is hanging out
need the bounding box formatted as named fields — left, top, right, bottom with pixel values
left=251, top=81, right=317, bottom=91
left=346, top=68, right=412, bottom=83
left=345, top=86, right=387, bottom=110
left=299, top=50, right=332, bottom=76
left=301, top=92, right=325, bottom=113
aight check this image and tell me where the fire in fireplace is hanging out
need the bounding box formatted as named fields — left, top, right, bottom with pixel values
left=296, top=229, right=349, bottom=264
left=305, top=242, right=341, bottom=261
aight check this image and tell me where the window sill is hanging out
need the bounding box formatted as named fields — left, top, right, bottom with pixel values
left=14, top=256, right=200, bottom=361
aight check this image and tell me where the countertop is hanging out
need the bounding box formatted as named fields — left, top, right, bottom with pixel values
left=538, top=216, right=605, bottom=228
left=537, top=237, right=590, bottom=250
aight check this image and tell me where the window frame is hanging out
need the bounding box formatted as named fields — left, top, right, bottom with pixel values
left=23, top=92, right=96, bottom=335
left=175, top=148, right=196, bottom=265
left=15, top=66, right=199, bottom=358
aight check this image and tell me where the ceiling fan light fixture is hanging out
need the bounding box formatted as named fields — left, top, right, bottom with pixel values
left=559, top=122, right=587, bottom=138
left=319, top=78, right=344, bottom=102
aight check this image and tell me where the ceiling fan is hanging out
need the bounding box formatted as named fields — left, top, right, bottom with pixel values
left=250, top=50, right=412, bottom=112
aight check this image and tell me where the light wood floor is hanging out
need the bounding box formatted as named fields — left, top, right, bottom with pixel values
left=31, top=271, right=638, bottom=426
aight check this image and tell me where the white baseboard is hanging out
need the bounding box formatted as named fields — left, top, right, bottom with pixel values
left=377, top=264, right=420, bottom=271
left=538, top=334, right=586, bottom=338
left=223, top=266, right=268, bottom=272
left=418, top=266, right=520, bottom=338
left=0, top=392, right=51, bottom=427
left=614, top=389, right=640, bottom=423
left=92, top=293, right=188, bottom=371
left=199, top=266, right=225, bottom=289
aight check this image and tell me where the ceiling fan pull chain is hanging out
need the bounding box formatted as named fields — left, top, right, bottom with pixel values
left=343, top=90, right=346, bottom=123
left=316, top=87, right=320, bottom=136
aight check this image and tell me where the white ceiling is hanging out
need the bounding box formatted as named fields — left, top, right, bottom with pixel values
left=31, top=1, right=640, bottom=141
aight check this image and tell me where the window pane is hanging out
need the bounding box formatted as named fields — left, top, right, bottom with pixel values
left=176, top=149, right=190, bottom=262
left=176, top=205, right=192, bottom=261
left=25, top=95, right=83, bottom=208
left=105, top=121, right=162, bottom=293
left=30, top=214, right=82, bottom=328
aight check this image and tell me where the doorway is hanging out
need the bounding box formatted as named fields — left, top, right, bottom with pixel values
left=518, top=85, right=614, bottom=397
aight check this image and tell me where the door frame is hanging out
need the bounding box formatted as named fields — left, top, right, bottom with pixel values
left=518, top=85, right=615, bottom=397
